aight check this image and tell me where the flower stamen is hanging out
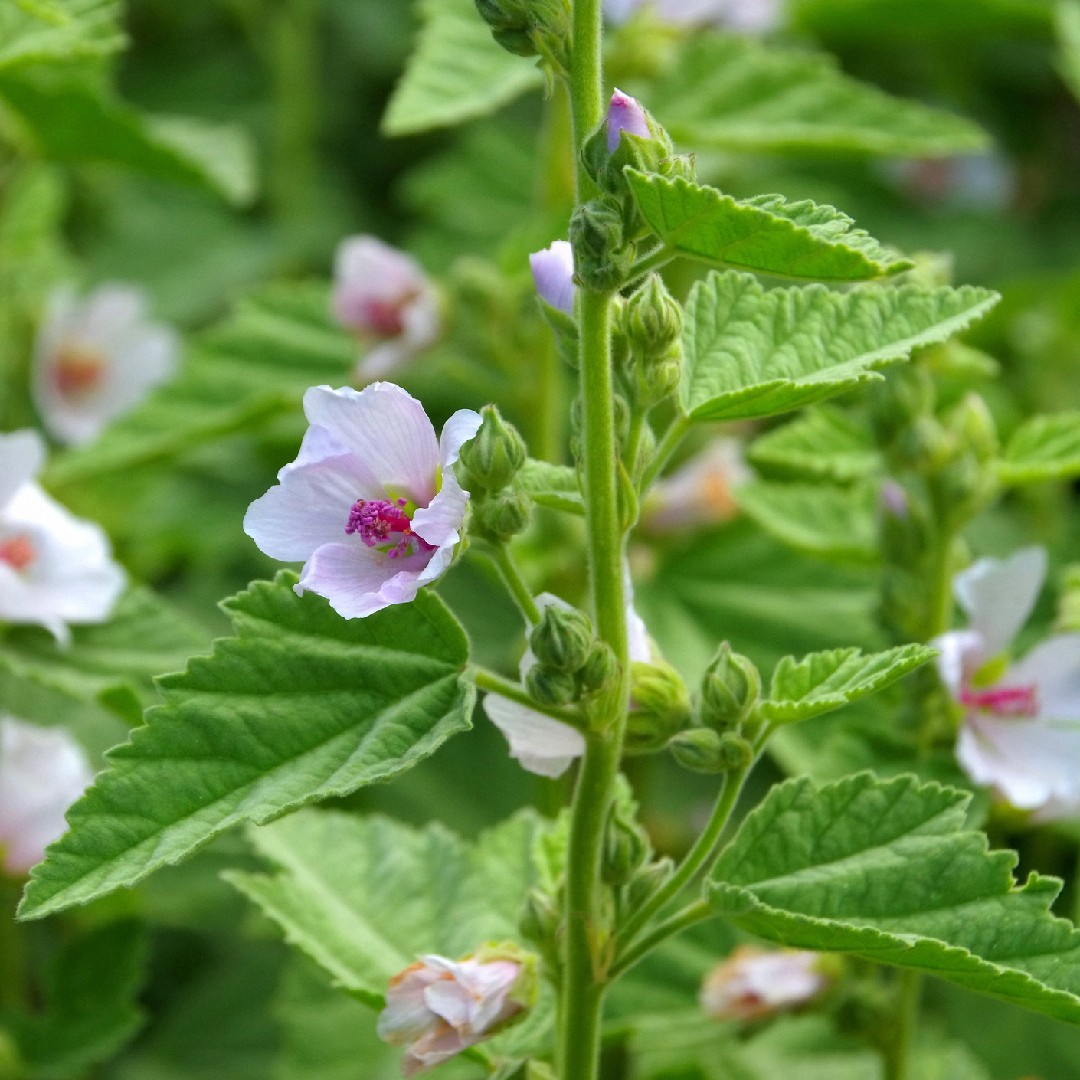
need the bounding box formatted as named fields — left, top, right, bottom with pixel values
left=52, top=345, right=106, bottom=399
left=345, top=497, right=434, bottom=559
left=0, top=534, right=34, bottom=573
left=960, top=684, right=1038, bottom=717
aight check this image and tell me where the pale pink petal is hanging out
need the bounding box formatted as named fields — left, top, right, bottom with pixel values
left=298, top=541, right=429, bottom=619
left=607, top=89, right=651, bottom=153
left=529, top=241, right=576, bottom=316
left=332, top=236, right=426, bottom=326
left=954, top=547, right=1046, bottom=660
left=411, top=462, right=469, bottom=551
left=483, top=695, right=585, bottom=778
left=931, top=628, right=985, bottom=698
left=1008, top=634, right=1080, bottom=722
left=355, top=338, right=412, bottom=382
left=0, top=430, right=45, bottom=508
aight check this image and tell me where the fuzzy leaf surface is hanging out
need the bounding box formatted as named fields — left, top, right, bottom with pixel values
left=749, top=407, right=879, bottom=482
left=710, top=773, right=1080, bottom=1023
left=762, top=644, right=934, bottom=723
left=382, top=0, right=541, bottom=137
left=680, top=271, right=999, bottom=421
left=653, top=36, right=988, bottom=157
left=0, top=0, right=121, bottom=69
left=626, top=173, right=910, bottom=282
left=17, top=574, right=473, bottom=920
left=998, top=412, right=1080, bottom=483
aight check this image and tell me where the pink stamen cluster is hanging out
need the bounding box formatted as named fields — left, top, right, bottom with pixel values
left=960, top=684, right=1038, bottom=718
left=359, top=290, right=419, bottom=338
left=52, top=345, right=106, bottom=399
left=345, top=497, right=433, bottom=559
left=0, top=534, right=34, bottom=573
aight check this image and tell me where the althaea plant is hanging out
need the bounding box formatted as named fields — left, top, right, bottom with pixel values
left=6, top=2, right=1080, bottom=1080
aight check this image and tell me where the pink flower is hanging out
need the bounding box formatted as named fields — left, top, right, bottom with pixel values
left=244, top=384, right=481, bottom=619
left=331, top=236, right=441, bottom=381
left=642, top=438, right=750, bottom=533
left=529, top=240, right=576, bottom=316
left=0, top=430, right=125, bottom=644
left=932, top=547, right=1080, bottom=819
left=33, top=284, right=179, bottom=446
left=0, top=716, right=93, bottom=875
left=605, top=0, right=783, bottom=31
left=607, top=89, right=652, bottom=153
left=377, top=951, right=530, bottom=1076
left=700, top=946, right=830, bottom=1021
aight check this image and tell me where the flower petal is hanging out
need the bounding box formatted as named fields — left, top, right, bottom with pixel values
left=529, top=241, right=576, bottom=316
left=483, top=695, right=585, bottom=778
left=1009, top=634, right=1080, bottom=722
left=298, top=541, right=429, bottom=619
left=0, top=430, right=45, bottom=508
left=954, top=547, right=1046, bottom=659
left=931, top=628, right=985, bottom=698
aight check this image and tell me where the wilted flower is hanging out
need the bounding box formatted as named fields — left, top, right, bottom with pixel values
left=529, top=240, right=576, bottom=316
left=641, top=438, right=751, bottom=533
left=0, top=716, right=93, bottom=875
left=377, top=949, right=533, bottom=1076
left=244, top=384, right=481, bottom=619
left=606, top=88, right=651, bottom=152
left=0, top=430, right=125, bottom=644
left=331, top=236, right=441, bottom=381
left=700, top=946, right=830, bottom=1021
left=33, top=284, right=179, bottom=446
left=605, top=0, right=783, bottom=32
left=932, top=547, right=1080, bottom=819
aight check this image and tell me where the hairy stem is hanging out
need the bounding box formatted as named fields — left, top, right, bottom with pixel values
left=640, top=413, right=691, bottom=492
left=883, top=970, right=921, bottom=1080
left=487, top=542, right=542, bottom=625
left=470, top=667, right=586, bottom=730
left=610, top=899, right=712, bottom=980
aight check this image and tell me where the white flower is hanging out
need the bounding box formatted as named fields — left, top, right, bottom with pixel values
left=932, top=547, right=1080, bottom=819
left=0, top=716, right=93, bottom=875
left=377, top=952, right=530, bottom=1076
left=0, top=430, right=125, bottom=645
left=33, top=284, right=179, bottom=446
left=605, top=0, right=783, bottom=32
left=244, top=384, right=481, bottom=619
left=331, top=236, right=441, bottom=381
left=700, top=946, right=830, bottom=1021
left=642, top=438, right=750, bottom=533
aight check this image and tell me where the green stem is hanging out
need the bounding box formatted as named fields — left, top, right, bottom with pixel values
left=610, top=899, right=712, bottom=980
left=570, top=0, right=603, bottom=204
left=0, top=881, right=26, bottom=1013
left=639, top=413, right=691, bottom=493
left=487, top=543, right=541, bottom=625
left=883, top=970, right=921, bottom=1080
left=470, top=667, right=586, bottom=730
left=623, top=408, right=647, bottom=487
left=626, top=246, right=675, bottom=285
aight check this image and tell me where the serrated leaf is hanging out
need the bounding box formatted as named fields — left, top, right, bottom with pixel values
left=762, top=643, right=934, bottom=723
left=626, top=172, right=909, bottom=282
left=0, top=68, right=256, bottom=205
left=0, top=0, right=122, bottom=70
left=382, top=0, right=541, bottom=137
left=997, top=411, right=1080, bottom=483
left=736, top=481, right=879, bottom=562
left=680, top=270, right=999, bottom=422
left=709, top=773, right=1080, bottom=1023
left=749, top=407, right=879, bottom=482
left=652, top=36, right=988, bottom=157
left=516, top=459, right=583, bottom=514
left=17, top=574, right=474, bottom=920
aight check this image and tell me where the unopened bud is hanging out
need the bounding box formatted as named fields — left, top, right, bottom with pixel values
left=520, top=887, right=560, bottom=948
left=530, top=240, right=576, bottom=317
left=606, top=88, right=651, bottom=153
left=947, top=392, right=998, bottom=463
left=473, top=488, right=532, bottom=542
left=475, top=0, right=569, bottom=61
left=634, top=352, right=682, bottom=408
left=530, top=604, right=593, bottom=674
left=602, top=807, right=650, bottom=885
left=625, top=659, right=691, bottom=752
left=624, top=275, right=682, bottom=357
left=579, top=640, right=618, bottom=694
left=699, top=643, right=760, bottom=732
left=621, top=856, right=673, bottom=912
left=668, top=727, right=726, bottom=773
left=526, top=664, right=578, bottom=707
left=460, top=405, right=527, bottom=492
left=570, top=198, right=633, bottom=291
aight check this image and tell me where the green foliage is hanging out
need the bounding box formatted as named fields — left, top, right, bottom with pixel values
left=626, top=173, right=911, bottom=282
left=709, top=773, right=1080, bottom=1023
left=652, top=36, right=989, bottom=157
left=0, top=0, right=122, bottom=70
left=748, top=407, right=878, bottom=482
left=997, top=411, right=1080, bottom=483
left=516, top=460, right=583, bottom=513
left=761, top=644, right=934, bottom=723
left=679, top=271, right=999, bottom=422
left=736, top=481, right=879, bottom=562
left=17, top=574, right=474, bottom=921
left=382, top=0, right=541, bottom=137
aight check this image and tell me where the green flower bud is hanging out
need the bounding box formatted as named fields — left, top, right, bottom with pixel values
left=668, top=727, right=726, bottom=772
left=525, top=664, right=578, bottom=707
left=602, top=806, right=650, bottom=885
left=634, top=351, right=682, bottom=409
left=946, top=392, right=998, bottom=463
left=459, top=404, right=528, bottom=492
left=868, top=366, right=935, bottom=447
left=530, top=604, right=593, bottom=674
left=569, top=198, right=634, bottom=291
left=699, top=643, right=760, bottom=732
left=625, top=659, right=692, bottom=753
left=579, top=640, right=619, bottom=695
left=624, top=275, right=682, bottom=357
left=519, top=886, right=560, bottom=948
left=473, top=488, right=532, bottom=542
left=475, top=0, right=569, bottom=62
left=621, top=856, right=673, bottom=913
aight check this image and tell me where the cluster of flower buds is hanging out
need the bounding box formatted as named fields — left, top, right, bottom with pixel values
left=668, top=643, right=760, bottom=773
left=458, top=404, right=533, bottom=544
left=475, top=0, right=571, bottom=72
left=525, top=602, right=612, bottom=707
left=620, top=273, right=683, bottom=410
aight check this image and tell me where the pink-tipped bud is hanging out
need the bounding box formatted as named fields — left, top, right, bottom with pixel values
left=606, top=88, right=651, bottom=153
left=529, top=240, right=576, bottom=316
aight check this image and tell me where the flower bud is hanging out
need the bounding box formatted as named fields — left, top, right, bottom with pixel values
left=475, top=0, right=569, bottom=61
left=634, top=351, right=682, bottom=408
left=529, top=603, right=593, bottom=674
left=459, top=405, right=528, bottom=493
left=569, top=198, right=633, bottom=291
left=473, top=488, right=533, bottom=542
left=579, top=640, right=619, bottom=695
left=668, top=727, right=726, bottom=772
left=700, top=946, right=832, bottom=1022
left=519, top=886, right=561, bottom=949
left=606, top=88, right=651, bottom=153
left=529, top=240, right=576, bottom=317
left=602, top=806, right=650, bottom=885
left=525, top=664, right=578, bottom=707
left=621, top=856, right=673, bottom=913
left=625, top=658, right=692, bottom=752
left=946, top=392, right=998, bottom=463
left=698, top=643, right=760, bottom=732
left=623, top=274, right=682, bottom=357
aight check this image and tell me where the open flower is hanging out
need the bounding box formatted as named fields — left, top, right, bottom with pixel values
left=641, top=438, right=750, bottom=533
left=377, top=949, right=533, bottom=1076
left=700, top=946, right=830, bottom=1022
left=529, top=240, right=576, bottom=316
left=244, top=384, right=481, bottom=619
left=331, top=236, right=441, bottom=381
left=605, top=0, right=783, bottom=31
left=0, top=716, right=93, bottom=875
left=932, top=547, right=1080, bottom=819
left=33, top=284, right=179, bottom=446
left=0, top=430, right=125, bottom=644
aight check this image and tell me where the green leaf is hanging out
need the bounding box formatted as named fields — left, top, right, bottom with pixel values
left=709, top=773, right=1080, bottom=1023
left=997, top=412, right=1080, bottom=483
left=0, top=68, right=256, bottom=205
left=626, top=172, right=910, bottom=282
left=736, top=481, right=879, bottom=562
left=680, top=270, right=999, bottom=422
left=761, top=644, right=935, bottom=723
left=382, top=0, right=541, bottom=137
left=1058, top=0, right=1080, bottom=104
left=0, top=0, right=122, bottom=70
left=516, top=459, right=583, bottom=514
left=652, top=36, right=989, bottom=157
left=17, top=574, right=474, bottom=921
left=748, top=407, right=879, bottom=483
